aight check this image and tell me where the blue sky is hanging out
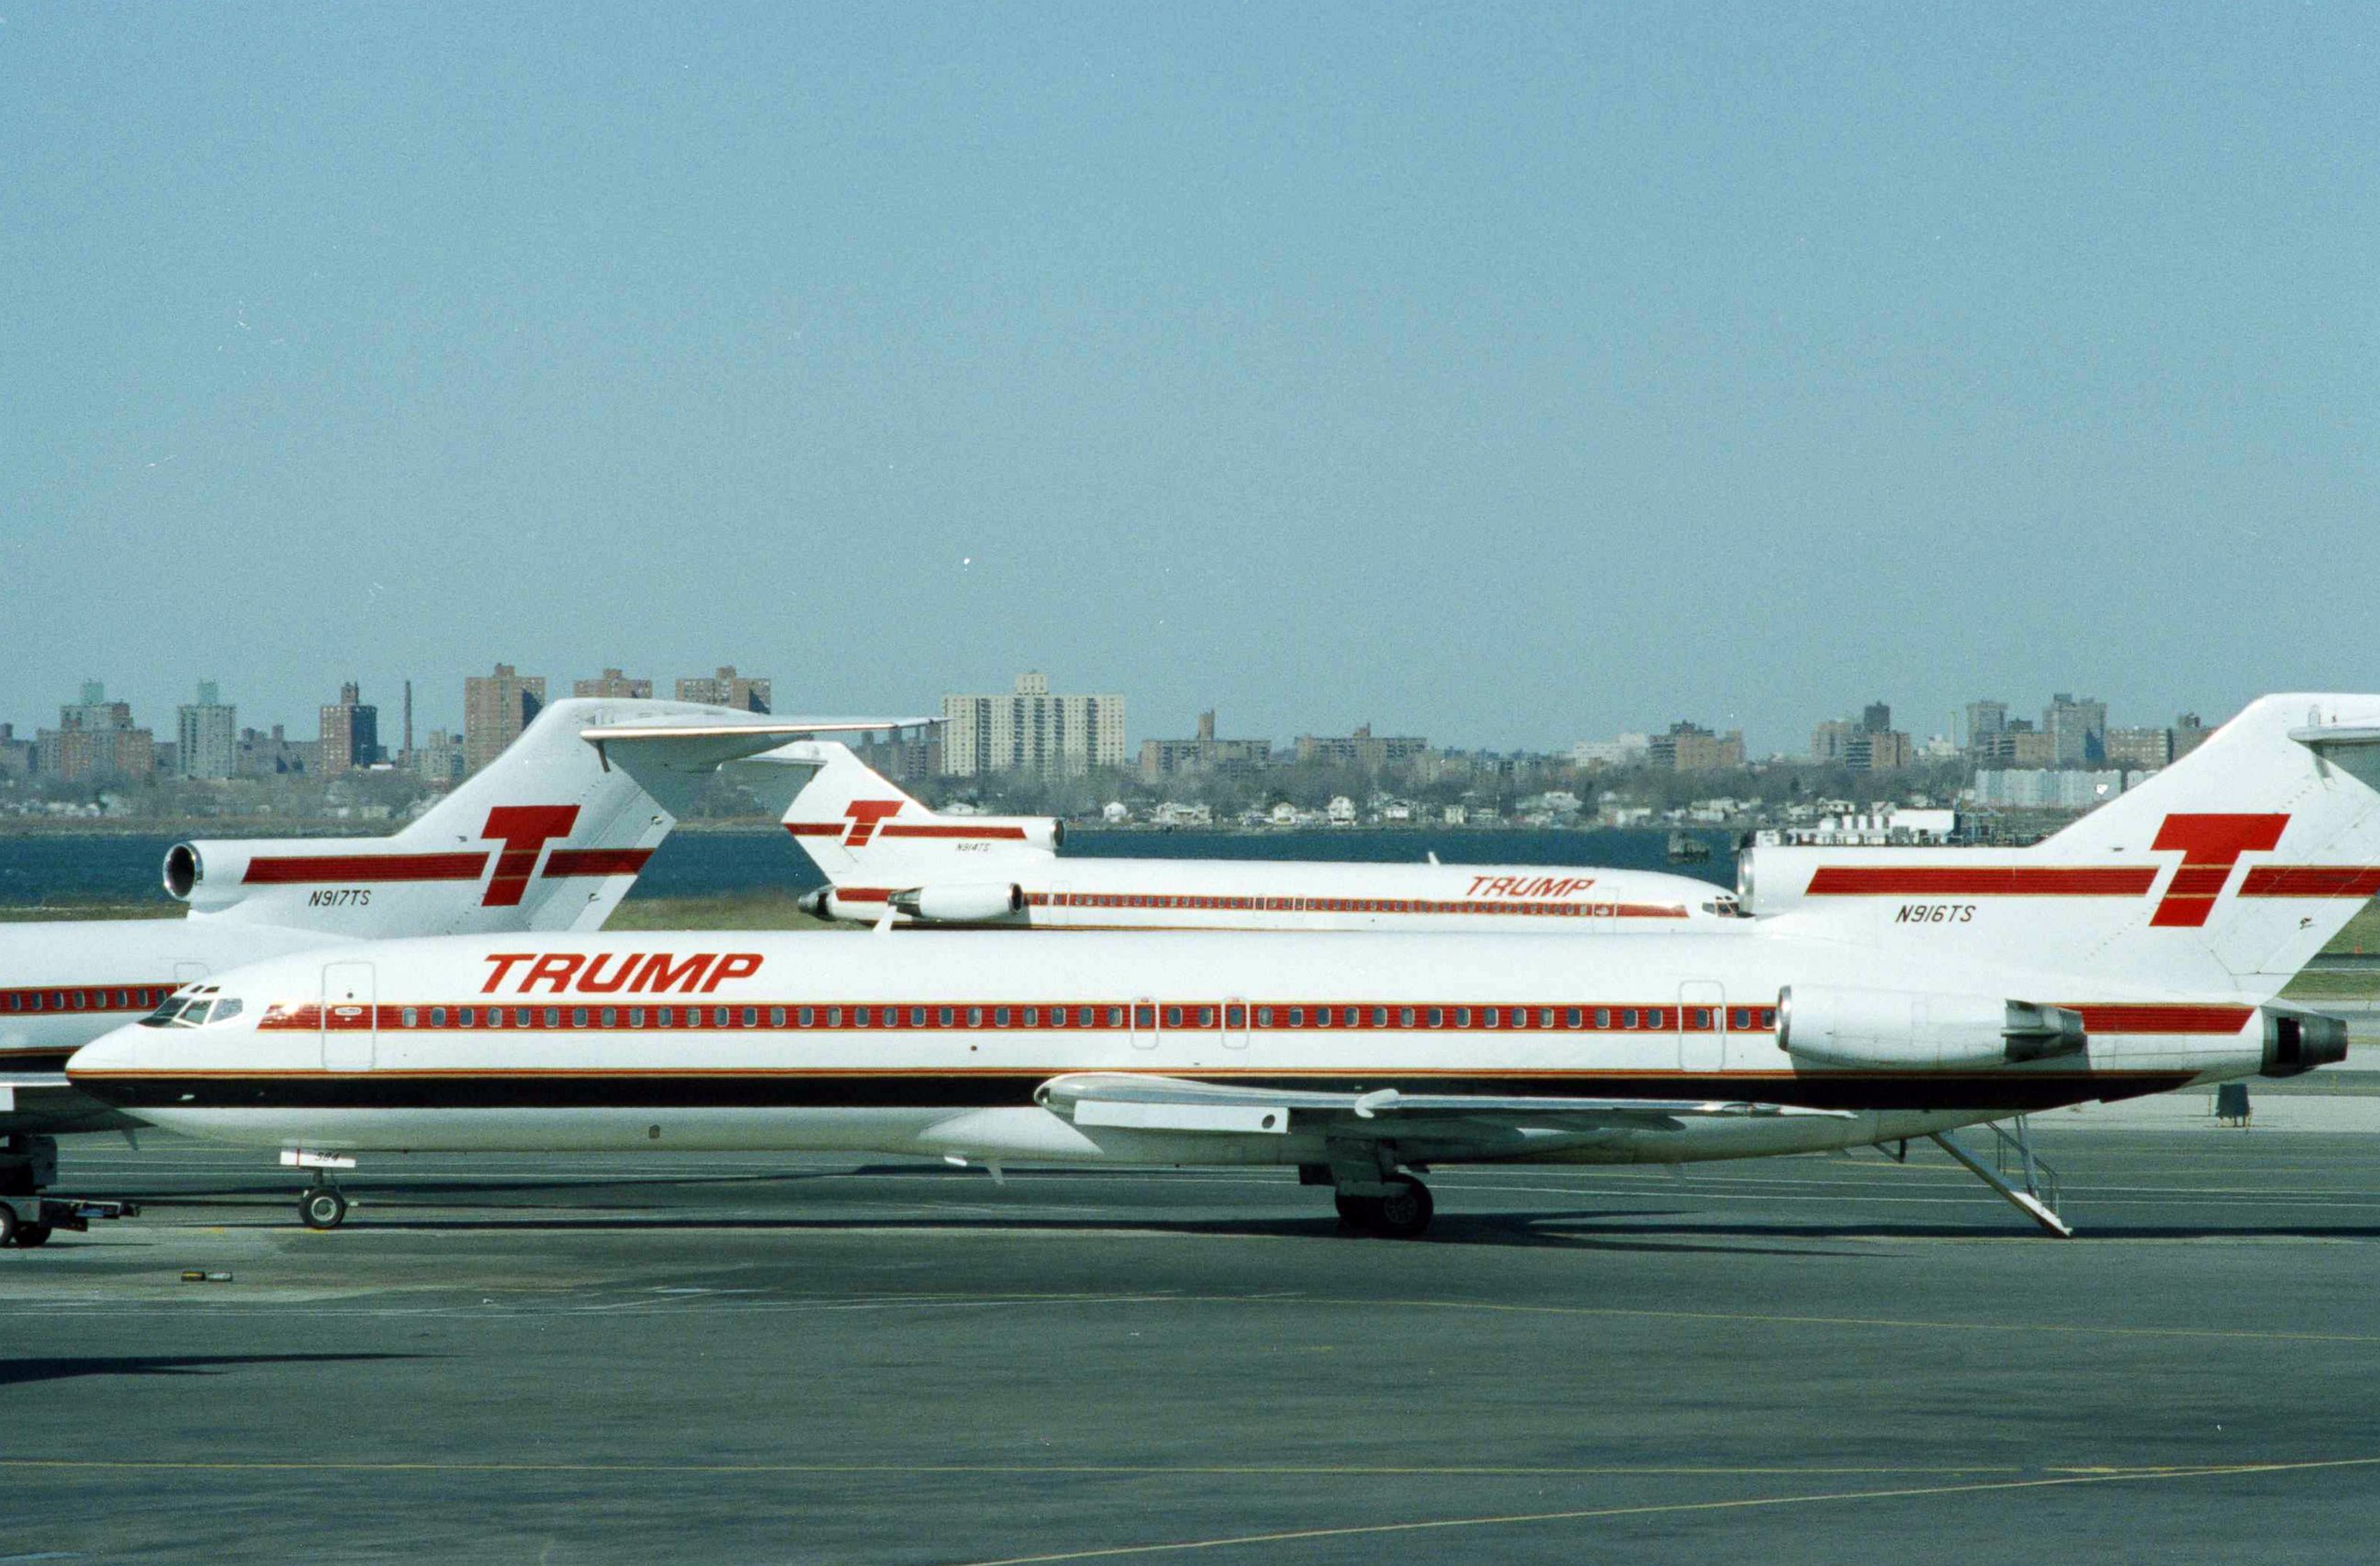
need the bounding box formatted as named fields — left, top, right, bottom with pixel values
left=3, top=4, right=2372, bottom=752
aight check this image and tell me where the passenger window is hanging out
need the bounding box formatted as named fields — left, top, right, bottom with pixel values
left=544, top=1009, right=561, bottom=1027
left=1135, top=1004, right=1156, bottom=1030
left=912, top=1008, right=927, bottom=1026
left=572, top=1008, right=589, bottom=1027
left=1622, top=1009, right=1639, bottom=1029
left=1426, top=1007, right=1443, bottom=1027
left=1485, top=1010, right=1500, bottom=1029
left=828, top=1008, right=843, bottom=1026
left=1565, top=1008, right=1581, bottom=1028
left=601, top=1008, right=618, bottom=1028
left=1398, top=1007, right=1415, bottom=1027
left=432, top=1007, right=448, bottom=1027
left=460, top=1008, right=477, bottom=1028
left=653, top=1007, right=671, bottom=1028
left=995, top=1007, right=1011, bottom=1027
left=1730, top=1008, right=1751, bottom=1030
left=1539, top=1009, right=1555, bottom=1028
left=1289, top=1007, right=1305, bottom=1026
left=402, top=1007, right=420, bottom=1028
left=1256, top=1007, right=1274, bottom=1027
left=1455, top=1007, right=1472, bottom=1027
left=1760, top=1007, right=1778, bottom=1029
left=742, top=1007, right=758, bottom=1027
left=627, top=1009, right=644, bottom=1027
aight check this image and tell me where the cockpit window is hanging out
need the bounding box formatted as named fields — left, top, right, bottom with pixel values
left=136, top=991, right=244, bottom=1028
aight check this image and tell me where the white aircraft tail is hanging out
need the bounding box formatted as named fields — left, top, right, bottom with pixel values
left=773, top=741, right=1060, bottom=885
left=164, top=698, right=822, bottom=937
left=1746, top=694, right=2380, bottom=998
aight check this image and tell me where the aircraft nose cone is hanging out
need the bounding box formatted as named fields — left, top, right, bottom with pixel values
left=67, top=1023, right=142, bottom=1084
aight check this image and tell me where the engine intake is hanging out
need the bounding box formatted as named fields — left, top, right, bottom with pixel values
left=1778, top=984, right=2086, bottom=1070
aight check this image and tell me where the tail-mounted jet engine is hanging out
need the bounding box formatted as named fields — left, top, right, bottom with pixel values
left=2259, top=1006, right=2350, bottom=1078
left=1778, top=985, right=2087, bottom=1069
left=887, top=884, right=1026, bottom=923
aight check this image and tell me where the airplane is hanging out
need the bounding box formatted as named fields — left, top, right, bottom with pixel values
left=63, top=693, right=2373, bottom=1241
left=0, top=697, right=916, bottom=1244
left=768, top=740, right=1743, bottom=929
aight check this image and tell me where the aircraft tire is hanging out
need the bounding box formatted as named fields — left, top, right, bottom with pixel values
left=1333, top=1191, right=1383, bottom=1231
left=13, top=1223, right=51, bottom=1247
left=0, top=1203, right=16, bottom=1247
left=301, top=1190, right=349, bottom=1231
left=1374, top=1177, right=1434, bottom=1239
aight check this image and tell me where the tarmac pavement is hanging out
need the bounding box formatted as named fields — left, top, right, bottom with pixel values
left=6, top=1131, right=2379, bottom=1564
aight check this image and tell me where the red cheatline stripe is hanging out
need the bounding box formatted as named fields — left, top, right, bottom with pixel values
left=876, top=823, right=1030, bottom=840
left=242, top=853, right=487, bottom=885
left=1, top=984, right=175, bottom=1015
left=783, top=823, right=843, bottom=838
left=2240, top=867, right=2380, bottom=899
left=542, top=848, right=654, bottom=878
left=830, top=888, right=1688, bottom=918
left=1805, top=866, right=2157, bottom=897
left=2067, top=1003, right=2252, bottom=1035
left=253, top=998, right=2252, bottom=1039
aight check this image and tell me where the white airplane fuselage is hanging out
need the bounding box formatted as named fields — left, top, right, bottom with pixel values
left=68, top=925, right=2280, bottom=1169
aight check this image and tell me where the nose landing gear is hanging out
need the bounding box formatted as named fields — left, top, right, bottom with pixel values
left=282, top=1149, right=356, bottom=1230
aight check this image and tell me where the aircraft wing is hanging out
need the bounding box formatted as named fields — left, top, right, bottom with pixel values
left=1035, top=1071, right=1852, bottom=1135
left=0, top=1072, right=70, bottom=1112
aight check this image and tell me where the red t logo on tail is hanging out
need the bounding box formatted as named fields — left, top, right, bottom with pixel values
left=480, top=805, right=581, bottom=907
left=2149, top=813, right=2288, bottom=927
left=841, top=800, right=904, bottom=847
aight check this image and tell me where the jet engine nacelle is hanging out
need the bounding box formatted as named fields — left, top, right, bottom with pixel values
left=163, top=840, right=331, bottom=915
left=2260, top=1005, right=2350, bottom=1078
left=887, top=883, right=1027, bottom=923
left=1778, top=984, right=2087, bottom=1069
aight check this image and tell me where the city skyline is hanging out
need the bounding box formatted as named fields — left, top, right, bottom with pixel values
left=0, top=665, right=2232, bottom=774
left=6, top=9, right=2373, bottom=752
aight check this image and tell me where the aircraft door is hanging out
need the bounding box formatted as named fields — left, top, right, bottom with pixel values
left=1678, top=981, right=1724, bottom=1076
left=320, top=961, right=377, bottom=1072
left=1042, top=882, right=1068, bottom=929
left=1223, top=998, right=1249, bottom=1050
left=1130, top=998, right=1158, bottom=1051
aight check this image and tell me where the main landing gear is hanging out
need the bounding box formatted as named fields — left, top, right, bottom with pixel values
left=1332, top=1177, right=1434, bottom=1238
left=1309, top=1143, right=1436, bottom=1238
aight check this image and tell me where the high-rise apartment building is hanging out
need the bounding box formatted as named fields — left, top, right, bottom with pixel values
left=1140, top=710, right=1274, bottom=782
left=939, top=671, right=1126, bottom=777
left=675, top=666, right=771, bottom=713
left=464, top=664, right=546, bottom=775
left=1964, top=699, right=2009, bottom=751
left=1649, top=721, right=1746, bottom=771
left=573, top=668, right=654, bottom=699
left=175, top=681, right=237, bottom=780
left=1292, top=724, right=1430, bottom=771
left=2045, top=693, right=2107, bottom=766
left=36, top=681, right=155, bottom=781
left=318, top=681, right=381, bottom=777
